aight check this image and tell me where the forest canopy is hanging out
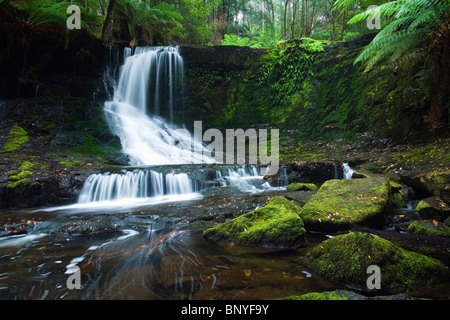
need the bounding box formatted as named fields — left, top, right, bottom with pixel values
left=0, top=0, right=389, bottom=47
left=0, top=0, right=448, bottom=128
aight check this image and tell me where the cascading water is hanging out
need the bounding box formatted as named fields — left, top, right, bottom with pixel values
left=77, top=170, right=197, bottom=204
left=104, top=46, right=212, bottom=167
left=76, top=46, right=273, bottom=207
left=72, top=47, right=216, bottom=206
left=343, top=163, right=355, bottom=180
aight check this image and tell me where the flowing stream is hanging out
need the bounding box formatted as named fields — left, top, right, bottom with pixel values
left=0, top=46, right=337, bottom=300
left=3, top=48, right=444, bottom=300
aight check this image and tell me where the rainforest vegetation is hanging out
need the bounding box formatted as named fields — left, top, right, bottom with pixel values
left=0, top=0, right=449, bottom=302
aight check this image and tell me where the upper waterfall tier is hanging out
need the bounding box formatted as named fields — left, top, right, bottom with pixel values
left=104, top=46, right=214, bottom=166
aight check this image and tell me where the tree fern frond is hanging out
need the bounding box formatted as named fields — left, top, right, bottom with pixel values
left=335, top=0, right=388, bottom=11
left=348, top=1, right=402, bottom=25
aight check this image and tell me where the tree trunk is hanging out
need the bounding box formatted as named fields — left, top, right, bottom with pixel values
left=101, top=0, right=117, bottom=42
left=425, top=34, right=450, bottom=129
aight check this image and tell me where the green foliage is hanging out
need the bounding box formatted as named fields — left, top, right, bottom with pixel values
left=117, top=0, right=184, bottom=43
left=0, top=0, right=69, bottom=30
left=221, top=34, right=262, bottom=48
left=261, top=38, right=325, bottom=126
left=345, top=0, right=450, bottom=70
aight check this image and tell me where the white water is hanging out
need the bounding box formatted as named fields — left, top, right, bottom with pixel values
left=73, top=47, right=275, bottom=208
left=77, top=170, right=197, bottom=203
left=224, top=165, right=271, bottom=192
left=104, top=47, right=213, bottom=166
left=343, top=163, right=355, bottom=180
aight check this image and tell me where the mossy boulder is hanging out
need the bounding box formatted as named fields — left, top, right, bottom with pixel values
left=299, top=177, right=391, bottom=231
left=279, top=290, right=366, bottom=300
left=203, top=196, right=306, bottom=248
left=415, top=196, right=450, bottom=221
left=279, top=290, right=424, bottom=300
left=402, top=167, right=450, bottom=202
left=307, top=232, right=449, bottom=294
left=407, top=220, right=450, bottom=237
left=419, top=167, right=450, bottom=198
left=286, top=182, right=318, bottom=191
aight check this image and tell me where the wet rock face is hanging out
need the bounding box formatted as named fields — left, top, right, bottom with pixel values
left=287, top=161, right=341, bottom=184
left=265, top=161, right=342, bottom=187
left=0, top=169, right=92, bottom=209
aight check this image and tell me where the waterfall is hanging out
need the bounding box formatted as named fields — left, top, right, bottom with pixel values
left=223, top=165, right=271, bottom=192
left=75, top=47, right=271, bottom=207
left=343, top=163, right=355, bottom=180
left=104, top=46, right=212, bottom=167
left=77, top=170, right=198, bottom=204
left=279, top=168, right=289, bottom=187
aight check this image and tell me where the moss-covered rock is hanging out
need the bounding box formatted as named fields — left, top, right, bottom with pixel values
left=407, top=220, right=450, bottom=237
left=286, top=182, right=318, bottom=191
left=279, top=290, right=365, bottom=300
left=203, top=196, right=306, bottom=248
left=279, top=290, right=425, bottom=300
left=419, top=167, right=450, bottom=197
left=299, top=177, right=391, bottom=231
left=307, top=232, right=449, bottom=294
left=416, top=196, right=450, bottom=221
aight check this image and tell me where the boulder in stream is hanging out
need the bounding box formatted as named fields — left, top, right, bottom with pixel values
left=307, top=232, right=449, bottom=294
left=415, top=196, right=450, bottom=222
left=203, top=196, right=306, bottom=248
left=299, top=177, right=391, bottom=231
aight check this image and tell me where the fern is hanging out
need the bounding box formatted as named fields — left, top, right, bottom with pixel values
left=117, top=0, right=184, bottom=42
left=345, top=0, right=450, bottom=70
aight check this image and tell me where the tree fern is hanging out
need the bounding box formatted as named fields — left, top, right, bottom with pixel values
left=340, top=0, right=450, bottom=128
left=116, top=0, right=184, bottom=44
left=345, top=0, right=450, bottom=70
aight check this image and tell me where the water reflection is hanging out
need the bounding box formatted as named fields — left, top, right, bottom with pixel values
left=0, top=208, right=336, bottom=300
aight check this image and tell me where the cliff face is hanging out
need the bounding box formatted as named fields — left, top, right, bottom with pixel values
left=180, top=34, right=433, bottom=142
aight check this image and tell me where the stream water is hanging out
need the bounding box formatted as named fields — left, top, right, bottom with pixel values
left=0, top=184, right=341, bottom=300
left=2, top=47, right=447, bottom=301
left=0, top=47, right=340, bottom=300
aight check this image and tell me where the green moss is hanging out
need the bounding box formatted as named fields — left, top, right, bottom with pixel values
left=41, top=120, right=57, bottom=130
left=3, top=125, right=29, bottom=152
left=203, top=196, right=306, bottom=248
left=286, top=183, right=318, bottom=191
left=299, top=177, right=391, bottom=231
left=18, top=161, right=39, bottom=171
left=59, top=160, right=85, bottom=168
left=307, top=232, right=449, bottom=294
left=6, top=160, right=43, bottom=193
left=415, top=197, right=450, bottom=221
left=280, top=291, right=355, bottom=300
left=419, top=167, right=450, bottom=196
left=392, top=193, right=406, bottom=208
left=7, top=170, right=33, bottom=191
left=407, top=220, right=450, bottom=237
left=395, top=146, right=450, bottom=169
